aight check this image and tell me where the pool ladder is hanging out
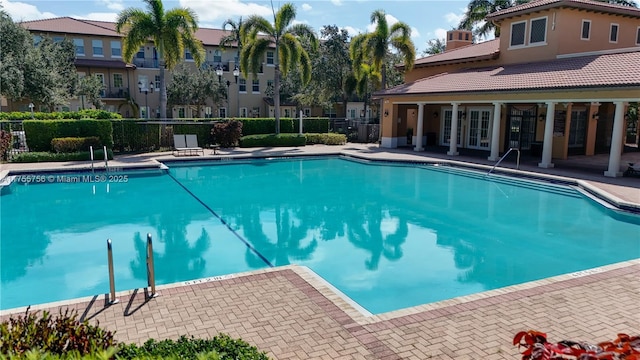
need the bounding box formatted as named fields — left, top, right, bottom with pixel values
left=106, top=233, right=157, bottom=304
left=89, top=145, right=109, bottom=173
left=487, top=147, right=520, bottom=176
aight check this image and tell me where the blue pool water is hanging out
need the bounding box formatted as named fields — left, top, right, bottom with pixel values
left=1, top=157, right=639, bottom=313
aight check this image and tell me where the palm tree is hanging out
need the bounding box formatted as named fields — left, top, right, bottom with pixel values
left=240, top=2, right=318, bottom=134
left=350, top=10, right=415, bottom=93
left=458, top=0, right=530, bottom=38
left=220, top=17, right=243, bottom=61
left=115, top=0, right=204, bottom=119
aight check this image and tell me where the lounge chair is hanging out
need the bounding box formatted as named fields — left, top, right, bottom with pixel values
left=185, top=134, right=204, bottom=156
left=173, top=134, right=188, bottom=156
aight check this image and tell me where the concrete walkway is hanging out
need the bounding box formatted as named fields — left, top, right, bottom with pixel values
left=1, top=144, right=639, bottom=359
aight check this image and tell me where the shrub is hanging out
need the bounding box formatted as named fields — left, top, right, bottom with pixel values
left=23, top=120, right=113, bottom=152
left=211, top=120, right=243, bottom=147
left=302, top=118, right=330, bottom=133
left=51, top=137, right=101, bottom=153
left=0, top=308, right=115, bottom=356
left=11, top=149, right=113, bottom=163
left=0, top=130, right=11, bottom=161
left=305, top=133, right=347, bottom=145
left=111, top=120, right=161, bottom=152
left=513, top=330, right=640, bottom=360
left=0, top=110, right=121, bottom=121
left=239, top=133, right=306, bottom=147
left=116, top=334, right=269, bottom=360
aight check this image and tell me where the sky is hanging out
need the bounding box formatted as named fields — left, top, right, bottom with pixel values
left=0, top=0, right=478, bottom=56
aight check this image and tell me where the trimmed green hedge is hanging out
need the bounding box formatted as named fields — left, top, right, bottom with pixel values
left=239, top=133, right=306, bottom=147
left=305, top=133, right=347, bottom=145
left=116, top=334, right=270, bottom=360
left=0, top=109, right=122, bottom=120
left=23, top=120, right=113, bottom=152
left=111, top=120, right=161, bottom=152
left=52, top=137, right=101, bottom=153
left=11, top=149, right=113, bottom=163
left=240, top=118, right=329, bottom=135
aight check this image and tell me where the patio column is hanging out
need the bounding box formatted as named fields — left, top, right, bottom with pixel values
left=488, top=102, right=502, bottom=161
left=539, top=101, right=556, bottom=168
left=414, top=102, right=425, bottom=151
left=604, top=101, right=627, bottom=177
left=447, top=102, right=459, bottom=156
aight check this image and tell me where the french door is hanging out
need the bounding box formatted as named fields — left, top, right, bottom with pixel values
left=467, top=108, right=492, bottom=150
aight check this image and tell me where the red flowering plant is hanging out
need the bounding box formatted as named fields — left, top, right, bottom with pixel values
left=514, top=330, right=640, bottom=360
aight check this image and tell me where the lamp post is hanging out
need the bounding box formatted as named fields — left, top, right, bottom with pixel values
left=138, top=81, right=154, bottom=119
left=233, top=65, right=239, bottom=117
left=28, top=103, right=34, bottom=119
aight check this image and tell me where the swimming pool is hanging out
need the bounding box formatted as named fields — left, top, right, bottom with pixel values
left=1, top=157, right=639, bottom=313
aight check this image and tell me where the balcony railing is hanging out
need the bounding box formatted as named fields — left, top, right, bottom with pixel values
left=133, top=58, right=159, bottom=68
left=101, top=88, right=130, bottom=99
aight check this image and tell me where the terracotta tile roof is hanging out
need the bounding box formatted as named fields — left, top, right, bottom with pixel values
left=488, top=0, right=640, bottom=21
left=414, top=39, right=500, bottom=67
left=377, top=50, right=640, bottom=97
left=20, top=17, right=233, bottom=46
left=20, top=17, right=122, bottom=37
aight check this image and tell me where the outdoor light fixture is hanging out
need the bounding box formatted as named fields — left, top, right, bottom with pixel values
left=384, top=109, right=389, bottom=117
left=215, top=64, right=223, bottom=82
left=28, top=102, right=34, bottom=119
left=433, top=111, right=438, bottom=118
left=592, top=112, right=599, bottom=120
left=539, top=113, right=546, bottom=121
left=233, top=65, right=239, bottom=84
left=138, top=81, right=154, bottom=119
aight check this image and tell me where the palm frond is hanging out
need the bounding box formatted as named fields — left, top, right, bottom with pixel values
left=275, top=3, right=296, bottom=34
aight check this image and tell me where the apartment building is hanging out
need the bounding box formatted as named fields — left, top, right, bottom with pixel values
left=376, top=0, right=640, bottom=177
left=12, top=16, right=283, bottom=119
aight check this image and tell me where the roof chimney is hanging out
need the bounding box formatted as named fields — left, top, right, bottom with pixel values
left=445, top=30, right=473, bottom=52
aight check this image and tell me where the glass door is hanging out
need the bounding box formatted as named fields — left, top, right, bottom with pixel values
left=467, top=108, right=492, bottom=150
left=441, top=108, right=463, bottom=146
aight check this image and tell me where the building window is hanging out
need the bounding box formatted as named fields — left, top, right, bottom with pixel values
left=33, top=35, right=43, bottom=46
left=252, top=79, right=259, bottom=93
left=581, top=20, right=591, bottom=40
left=529, top=17, right=547, bottom=44
left=154, top=75, right=160, bottom=89
left=465, top=33, right=470, bottom=41
left=239, top=78, right=246, bottom=92
left=240, top=107, right=247, bottom=117
left=610, top=23, right=619, bottom=43
left=113, top=73, right=123, bottom=88
left=252, top=107, right=260, bottom=117
left=111, top=41, right=121, bottom=57
left=92, top=40, right=103, bottom=56
left=219, top=107, right=227, bottom=118
left=304, top=108, right=311, bottom=117
left=95, top=73, right=105, bottom=96
left=73, top=38, right=85, bottom=55
left=448, top=33, right=453, bottom=41
left=178, top=107, right=185, bottom=118
left=136, top=47, right=145, bottom=59
left=458, top=32, right=462, bottom=40
left=637, top=27, right=640, bottom=45
left=510, top=21, right=526, bottom=47
left=266, top=51, right=274, bottom=65
left=52, top=36, right=64, bottom=43
left=213, top=50, right=222, bottom=63
left=185, top=49, right=193, bottom=60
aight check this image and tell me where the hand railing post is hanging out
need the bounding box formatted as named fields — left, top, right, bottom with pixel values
left=103, top=145, right=108, bottom=171
left=90, top=146, right=94, bottom=173
left=107, top=239, right=118, bottom=304
left=146, top=233, right=157, bottom=297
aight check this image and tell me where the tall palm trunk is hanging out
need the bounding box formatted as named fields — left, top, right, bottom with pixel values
left=159, top=61, right=167, bottom=118
left=274, top=47, right=281, bottom=134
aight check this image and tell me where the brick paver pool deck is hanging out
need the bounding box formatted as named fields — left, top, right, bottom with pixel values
left=1, top=144, right=639, bottom=359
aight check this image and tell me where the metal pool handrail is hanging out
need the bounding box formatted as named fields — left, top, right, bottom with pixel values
left=107, top=239, right=118, bottom=304
left=487, top=148, right=520, bottom=176
left=146, top=233, right=157, bottom=298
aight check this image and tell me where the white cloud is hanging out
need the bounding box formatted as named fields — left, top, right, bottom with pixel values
left=179, top=0, right=272, bottom=23
left=331, top=0, right=343, bottom=5
left=435, top=28, right=447, bottom=40
left=0, top=0, right=57, bottom=21
left=410, top=26, right=420, bottom=39
left=301, top=3, right=312, bottom=11
left=342, top=26, right=362, bottom=37
left=444, top=11, right=464, bottom=27
left=74, top=12, right=119, bottom=22
left=96, top=0, right=124, bottom=12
